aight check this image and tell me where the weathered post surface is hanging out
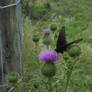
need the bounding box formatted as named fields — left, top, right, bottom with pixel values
left=0, top=0, right=21, bottom=92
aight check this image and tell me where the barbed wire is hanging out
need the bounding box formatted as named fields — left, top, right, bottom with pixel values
left=0, top=0, right=20, bottom=9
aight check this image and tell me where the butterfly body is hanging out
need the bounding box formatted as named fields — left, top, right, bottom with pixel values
left=55, top=26, right=83, bottom=53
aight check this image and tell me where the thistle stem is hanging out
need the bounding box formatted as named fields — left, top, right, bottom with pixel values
left=48, top=77, right=52, bottom=92
left=15, top=87, right=18, bottom=92
left=64, top=69, right=72, bottom=92
left=35, top=42, right=38, bottom=49
left=64, top=58, right=78, bottom=92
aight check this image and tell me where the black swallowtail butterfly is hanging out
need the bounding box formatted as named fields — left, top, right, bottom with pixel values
left=55, top=26, right=83, bottom=53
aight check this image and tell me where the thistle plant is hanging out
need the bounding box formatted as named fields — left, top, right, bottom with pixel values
left=39, top=50, right=60, bottom=92
left=43, top=29, right=52, bottom=49
left=32, top=35, right=40, bottom=55
left=63, top=45, right=81, bottom=92
left=50, top=24, right=57, bottom=41
left=50, top=24, right=57, bottom=32
left=43, top=29, right=51, bottom=36
left=8, top=72, right=19, bottom=92
left=43, top=37, right=52, bottom=49
left=32, top=35, right=40, bottom=47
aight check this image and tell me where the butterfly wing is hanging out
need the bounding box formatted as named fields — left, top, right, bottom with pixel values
left=55, top=26, right=67, bottom=53
left=65, top=38, right=83, bottom=48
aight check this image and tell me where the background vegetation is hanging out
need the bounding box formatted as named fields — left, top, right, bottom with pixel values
left=22, top=0, right=92, bottom=92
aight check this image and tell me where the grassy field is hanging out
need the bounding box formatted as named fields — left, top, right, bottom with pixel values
left=23, top=0, right=92, bottom=92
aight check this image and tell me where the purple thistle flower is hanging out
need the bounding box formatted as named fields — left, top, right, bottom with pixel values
left=39, top=50, right=60, bottom=62
left=44, top=29, right=51, bottom=35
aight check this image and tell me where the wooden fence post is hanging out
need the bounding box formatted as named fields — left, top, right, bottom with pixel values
left=0, top=0, right=22, bottom=92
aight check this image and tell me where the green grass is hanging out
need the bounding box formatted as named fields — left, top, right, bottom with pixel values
left=23, top=0, right=92, bottom=92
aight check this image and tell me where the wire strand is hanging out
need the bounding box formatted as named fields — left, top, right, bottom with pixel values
left=0, top=0, right=20, bottom=9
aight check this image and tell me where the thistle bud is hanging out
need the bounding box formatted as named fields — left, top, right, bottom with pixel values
left=63, top=52, right=70, bottom=60
left=41, top=62, right=56, bottom=77
left=68, top=46, right=81, bottom=57
left=44, top=29, right=51, bottom=35
left=8, top=72, right=19, bottom=84
left=43, top=37, right=52, bottom=46
left=50, top=24, right=57, bottom=32
left=32, top=35, right=40, bottom=43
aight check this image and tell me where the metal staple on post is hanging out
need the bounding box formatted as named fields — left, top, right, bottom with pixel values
left=0, top=0, right=24, bottom=92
